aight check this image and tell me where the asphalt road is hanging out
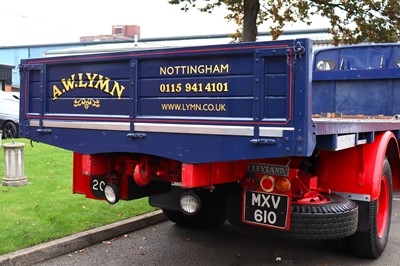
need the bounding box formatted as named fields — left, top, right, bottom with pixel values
left=36, top=193, right=400, bottom=266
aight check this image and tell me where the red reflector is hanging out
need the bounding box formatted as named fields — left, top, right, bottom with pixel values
left=260, top=175, right=275, bottom=192
left=240, top=175, right=258, bottom=191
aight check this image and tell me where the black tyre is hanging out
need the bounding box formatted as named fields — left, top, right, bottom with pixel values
left=163, top=190, right=227, bottom=229
left=348, top=157, right=393, bottom=259
left=288, top=193, right=358, bottom=239
left=227, top=188, right=358, bottom=239
left=162, top=209, right=192, bottom=226
left=2, top=121, right=18, bottom=138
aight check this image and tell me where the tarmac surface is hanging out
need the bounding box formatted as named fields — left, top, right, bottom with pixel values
left=0, top=210, right=166, bottom=266
left=35, top=196, right=400, bottom=266
left=1, top=192, right=400, bottom=265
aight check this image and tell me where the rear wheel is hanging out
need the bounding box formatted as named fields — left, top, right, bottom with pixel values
left=2, top=121, right=18, bottom=138
left=348, top=157, right=393, bottom=258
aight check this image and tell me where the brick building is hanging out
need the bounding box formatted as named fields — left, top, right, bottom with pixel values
left=80, top=25, right=140, bottom=42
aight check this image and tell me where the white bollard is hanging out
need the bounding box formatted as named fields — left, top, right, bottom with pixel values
left=2, top=142, right=28, bottom=186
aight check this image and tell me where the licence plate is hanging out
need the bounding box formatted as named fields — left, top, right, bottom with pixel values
left=242, top=191, right=289, bottom=230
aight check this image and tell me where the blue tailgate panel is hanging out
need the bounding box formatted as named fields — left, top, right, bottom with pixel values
left=137, top=55, right=253, bottom=119
left=312, top=44, right=400, bottom=116
left=20, top=39, right=313, bottom=163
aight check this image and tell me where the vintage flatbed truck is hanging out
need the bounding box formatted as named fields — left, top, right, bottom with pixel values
left=19, top=38, right=400, bottom=258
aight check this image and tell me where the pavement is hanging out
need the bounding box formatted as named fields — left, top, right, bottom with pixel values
left=0, top=210, right=166, bottom=266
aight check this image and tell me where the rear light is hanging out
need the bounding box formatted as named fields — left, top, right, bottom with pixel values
left=260, top=175, right=275, bottom=192
left=275, top=177, right=291, bottom=193
left=104, top=183, right=120, bottom=204
left=180, top=192, right=201, bottom=215
left=240, top=175, right=259, bottom=191
left=241, top=174, right=291, bottom=194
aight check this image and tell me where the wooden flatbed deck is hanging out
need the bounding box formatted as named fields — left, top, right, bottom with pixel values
left=312, top=114, right=400, bottom=150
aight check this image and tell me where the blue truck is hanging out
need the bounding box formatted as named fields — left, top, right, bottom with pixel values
left=19, top=38, right=400, bottom=258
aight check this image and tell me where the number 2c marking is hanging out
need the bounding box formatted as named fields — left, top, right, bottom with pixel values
left=92, top=179, right=106, bottom=192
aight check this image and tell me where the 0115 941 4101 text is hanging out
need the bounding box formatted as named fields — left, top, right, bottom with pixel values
left=159, top=82, right=228, bottom=93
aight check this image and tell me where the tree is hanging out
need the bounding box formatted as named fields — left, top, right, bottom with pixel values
left=168, top=0, right=400, bottom=45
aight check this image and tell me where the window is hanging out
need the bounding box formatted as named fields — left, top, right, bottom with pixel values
left=114, top=27, right=122, bottom=34
left=316, top=60, right=336, bottom=71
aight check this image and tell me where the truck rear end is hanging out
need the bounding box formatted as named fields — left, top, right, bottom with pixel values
left=19, top=39, right=400, bottom=258
left=20, top=39, right=313, bottom=207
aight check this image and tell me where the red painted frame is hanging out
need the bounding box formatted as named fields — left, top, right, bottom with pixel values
left=318, top=131, right=400, bottom=201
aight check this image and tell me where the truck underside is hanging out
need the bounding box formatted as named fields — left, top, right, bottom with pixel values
left=70, top=126, right=399, bottom=258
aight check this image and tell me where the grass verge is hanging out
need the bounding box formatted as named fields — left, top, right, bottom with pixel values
left=0, top=139, right=156, bottom=255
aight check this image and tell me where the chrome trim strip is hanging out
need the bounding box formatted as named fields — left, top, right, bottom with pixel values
left=259, top=127, right=294, bottom=137
left=30, top=120, right=130, bottom=131
left=29, top=120, right=294, bottom=137
left=134, top=123, right=254, bottom=136
left=30, top=120, right=39, bottom=127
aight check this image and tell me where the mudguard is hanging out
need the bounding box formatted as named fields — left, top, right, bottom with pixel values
left=318, top=131, right=400, bottom=201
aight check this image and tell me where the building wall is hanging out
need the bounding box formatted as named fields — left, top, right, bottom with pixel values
left=0, top=64, right=13, bottom=91
left=80, top=25, right=140, bottom=42
left=5, top=84, right=12, bottom=92
left=0, top=43, right=100, bottom=88
left=112, top=25, right=140, bottom=38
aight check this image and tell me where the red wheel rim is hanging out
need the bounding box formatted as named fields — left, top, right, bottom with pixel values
left=377, top=175, right=389, bottom=239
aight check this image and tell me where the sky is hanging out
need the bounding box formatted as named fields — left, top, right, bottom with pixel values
left=0, top=0, right=330, bottom=47
left=0, top=0, right=240, bottom=46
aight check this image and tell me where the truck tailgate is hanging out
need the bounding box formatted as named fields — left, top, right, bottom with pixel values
left=19, top=39, right=313, bottom=163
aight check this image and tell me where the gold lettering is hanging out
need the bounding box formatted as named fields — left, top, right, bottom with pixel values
left=61, top=74, right=75, bottom=92
left=86, top=73, right=98, bottom=87
left=189, top=65, right=196, bottom=74
left=198, top=65, right=204, bottom=74
left=168, top=67, right=174, bottom=75
left=94, top=75, right=111, bottom=92
left=221, top=64, right=229, bottom=73
left=109, top=82, right=126, bottom=99
left=52, top=85, right=62, bottom=100
left=77, top=73, right=88, bottom=88
left=181, top=65, right=187, bottom=74
left=53, top=72, right=126, bottom=101
left=159, top=64, right=230, bottom=76
left=160, top=67, right=166, bottom=75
